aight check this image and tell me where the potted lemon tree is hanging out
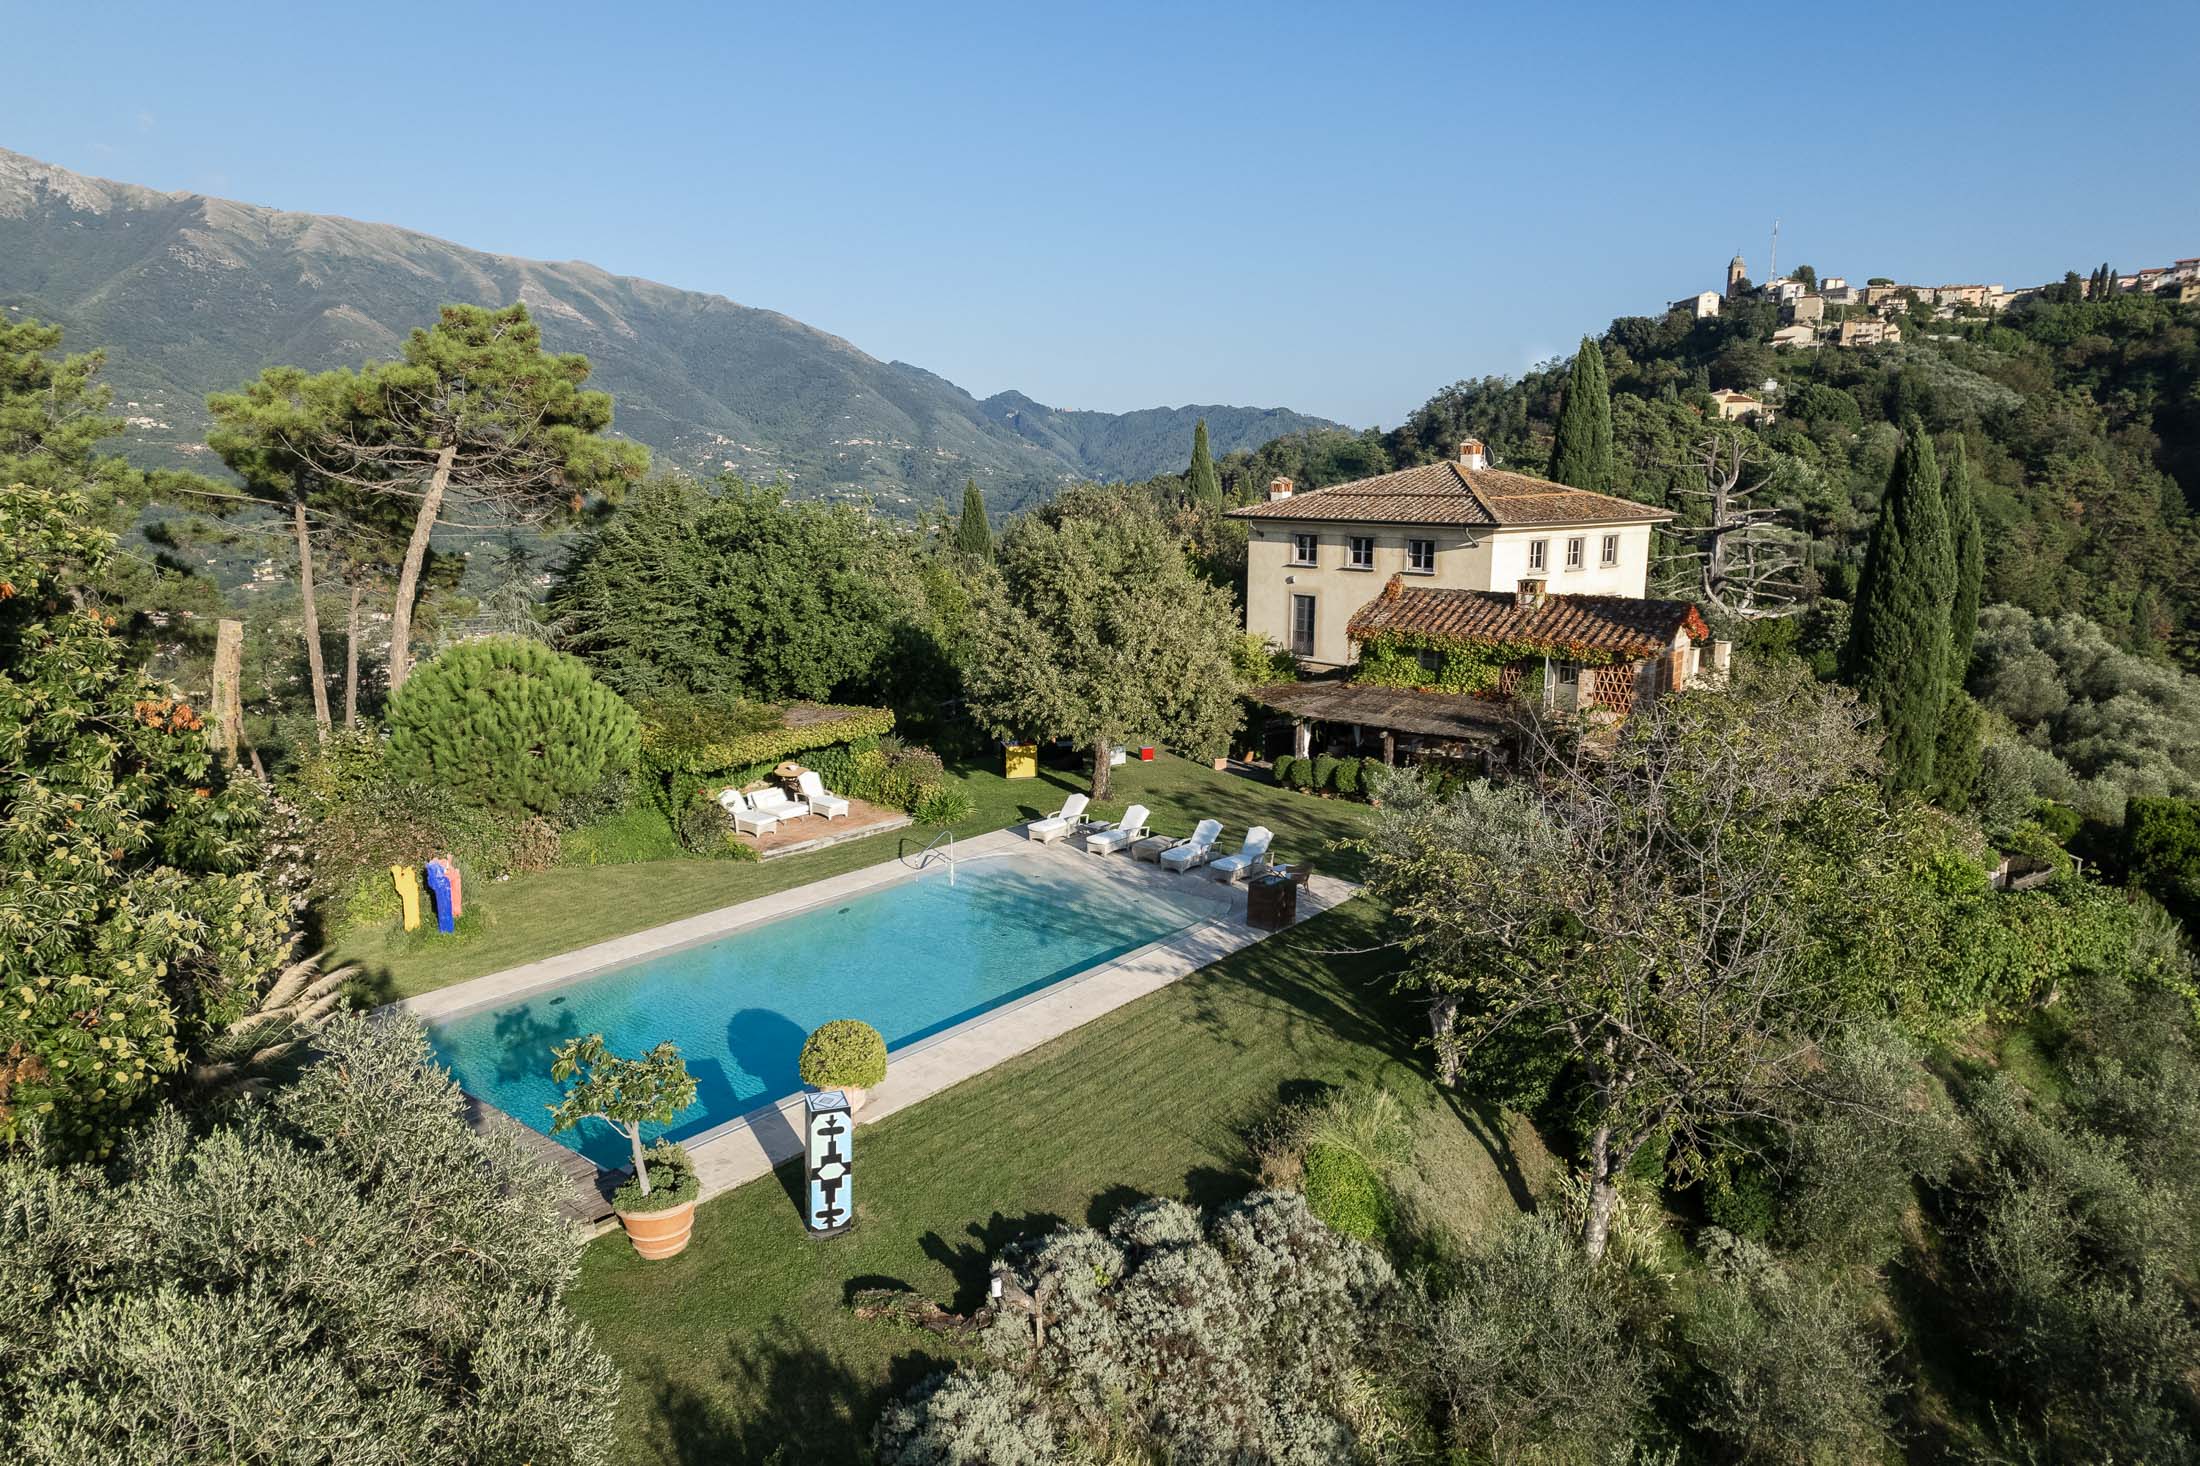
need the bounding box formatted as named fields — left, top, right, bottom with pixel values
left=799, top=1019, right=888, bottom=1118
left=548, top=1034, right=701, bottom=1259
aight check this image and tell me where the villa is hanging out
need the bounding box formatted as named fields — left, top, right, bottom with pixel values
left=1226, top=442, right=1716, bottom=767
left=1226, top=439, right=1672, bottom=669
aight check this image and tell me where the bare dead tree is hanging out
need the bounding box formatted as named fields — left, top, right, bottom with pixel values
left=1663, top=434, right=1808, bottom=618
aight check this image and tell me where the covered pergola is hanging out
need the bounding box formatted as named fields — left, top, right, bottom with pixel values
left=1245, top=676, right=1518, bottom=767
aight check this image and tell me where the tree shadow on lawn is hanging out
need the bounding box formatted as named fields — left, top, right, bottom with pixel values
left=1177, top=926, right=1418, bottom=1065
left=1435, top=1088, right=1540, bottom=1216
left=638, top=1323, right=936, bottom=1466
left=918, top=1209, right=1067, bottom=1314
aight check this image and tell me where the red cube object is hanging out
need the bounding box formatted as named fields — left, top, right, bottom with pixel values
left=1139, top=747, right=1155, bottom=761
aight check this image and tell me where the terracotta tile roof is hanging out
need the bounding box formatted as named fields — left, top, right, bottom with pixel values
left=1225, top=459, right=1672, bottom=528
left=1346, top=576, right=1709, bottom=659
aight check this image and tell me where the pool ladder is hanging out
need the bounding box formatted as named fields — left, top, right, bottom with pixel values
left=910, top=828, right=956, bottom=885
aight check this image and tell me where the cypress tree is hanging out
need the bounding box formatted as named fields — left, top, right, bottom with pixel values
left=955, top=479, right=992, bottom=560
left=1548, top=337, right=1614, bottom=492
left=1846, top=418, right=1953, bottom=793
left=1186, top=417, right=1223, bottom=510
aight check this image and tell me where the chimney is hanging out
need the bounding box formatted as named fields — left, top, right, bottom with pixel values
left=1267, top=476, right=1294, bottom=501
left=1457, top=438, right=1488, bottom=471
left=1516, top=577, right=1547, bottom=608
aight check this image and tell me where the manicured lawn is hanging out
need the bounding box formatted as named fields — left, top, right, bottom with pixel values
left=339, top=754, right=1379, bottom=1002
left=565, top=898, right=1552, bottom=1464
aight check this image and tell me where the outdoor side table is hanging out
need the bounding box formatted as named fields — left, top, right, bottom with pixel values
left=1131, top=835, right=1183, bottom=863
left=1246, top=869, right=1303, bottom=929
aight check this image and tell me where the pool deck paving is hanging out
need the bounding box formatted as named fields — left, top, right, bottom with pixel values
left=397, top=825, right=1359, bottom=1230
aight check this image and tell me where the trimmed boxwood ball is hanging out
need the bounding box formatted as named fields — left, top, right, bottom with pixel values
left=1269, top=754, right=1298, bottom=788
left=1331, top=756, right=1362, bottom=796
left=386, top=636, right=640, bottom=814
left=1284, top=756, right=1315, bottom=791
left=1310, top=754, right=1339, bottom=792
left=799, top=1018, right=888, bottom=1090
left=1302, top=1139, right=1387, bottom=1241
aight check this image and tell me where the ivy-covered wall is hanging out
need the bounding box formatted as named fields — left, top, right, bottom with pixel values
left=1354, top=633, right=1621, bottom=696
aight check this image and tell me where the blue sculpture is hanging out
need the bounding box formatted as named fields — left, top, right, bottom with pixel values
left=423, top=858, right=456, bottom=934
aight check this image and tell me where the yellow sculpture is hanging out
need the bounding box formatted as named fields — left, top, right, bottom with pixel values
left=391, top=864, right=422, bottom=931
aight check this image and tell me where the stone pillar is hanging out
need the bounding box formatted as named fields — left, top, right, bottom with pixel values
left=1293, top=720, right=1312, bottom=759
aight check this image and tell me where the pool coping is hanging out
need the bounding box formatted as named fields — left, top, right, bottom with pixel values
left=394, top=826, right=1361, bottom=1225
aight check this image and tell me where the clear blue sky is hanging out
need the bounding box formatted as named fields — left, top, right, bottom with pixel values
left=7, top=1, right=2195, bottom=426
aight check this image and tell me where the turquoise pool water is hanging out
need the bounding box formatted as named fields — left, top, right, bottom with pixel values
left=425, top=858, right=1216, bottom=1166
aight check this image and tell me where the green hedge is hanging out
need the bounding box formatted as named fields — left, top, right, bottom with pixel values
left=1270, top=755, right=1299, bottom=787
left=1331, top=756, right=1362, bottom=795
left=639, top=698, right=895, bottom=773
left=1310, top=754, right=1339, bottom=792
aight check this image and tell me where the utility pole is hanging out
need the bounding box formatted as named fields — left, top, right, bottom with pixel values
left=1769, top=217, right=1780, bottom=283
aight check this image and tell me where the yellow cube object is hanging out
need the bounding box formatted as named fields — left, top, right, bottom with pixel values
left=1003, top=742, right=1038, bottom=779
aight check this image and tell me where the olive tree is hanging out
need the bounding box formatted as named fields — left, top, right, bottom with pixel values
left=0, top=1013, right=617, bottom=1465
left=1362, top=662, right=1886, bottom=1260
left=961, top=487, right=1241, bottom=800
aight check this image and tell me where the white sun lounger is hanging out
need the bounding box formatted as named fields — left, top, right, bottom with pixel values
left=796, top=769, right=850, bottom=820
left=1082, top=804, right=1150, bottom=856
left=718, top=786, right=779, bottom=838
left=750, top=786, right=810, bottom=821
left=1027, top=793, right=1090, bottom=843
left=1209, top=825, right=1273, bottom=882
left=1159, top=818, right=1223, bottom=872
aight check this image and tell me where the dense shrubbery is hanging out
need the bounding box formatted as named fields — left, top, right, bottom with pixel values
left=386, top=637, right=639, bottom=814
left=551, top=475, right=968, bottom=715
left=876, top=1193, right=1400, bottom=1466
left=1, top=483, right=294, bottom=1159
left=2125, top=794, right=2200, bottom=927
left=1680, top=1236, right=1897, bottom=1463
left=1971, top=605, right=2200, bottom=823
left=805, top=736, right=963, bottom=821
left=1402, top=1214, right=1653, bottom=1462
left=0, top=1014, right=618, bottom=1464
left=286, top=730, right=576, bottom=929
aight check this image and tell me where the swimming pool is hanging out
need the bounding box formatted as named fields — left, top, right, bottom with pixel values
left=424, top=857, right=1220, bottom=1166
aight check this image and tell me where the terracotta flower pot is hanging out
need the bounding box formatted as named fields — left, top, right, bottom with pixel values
left=617, top=1198, right=698, bottom=1260
left=837, top=1084, right=870, bottom=1118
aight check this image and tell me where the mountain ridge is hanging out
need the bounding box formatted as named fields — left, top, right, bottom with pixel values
left=0, top=147, right=1341, bottom=512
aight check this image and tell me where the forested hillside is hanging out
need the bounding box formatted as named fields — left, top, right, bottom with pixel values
left=1195, top=290, right=2200, bottom=664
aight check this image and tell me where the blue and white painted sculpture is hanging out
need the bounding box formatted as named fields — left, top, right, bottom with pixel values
left=804, top=1090, right=855, bottom=1236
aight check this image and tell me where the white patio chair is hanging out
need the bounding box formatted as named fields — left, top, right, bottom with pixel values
left=1082, top=803, right=1150, bottom=856
left=717, top=787, right=779, bottom=838
left=795, top=769, right=851, bottom=820
left=1209, top=825, right=1274, bottom=882
left=1027, top=792, right=1089, bottom=843
left=750, top=786, right=811, bottom=821
left=1159, top=818, right=1223, bottom=872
